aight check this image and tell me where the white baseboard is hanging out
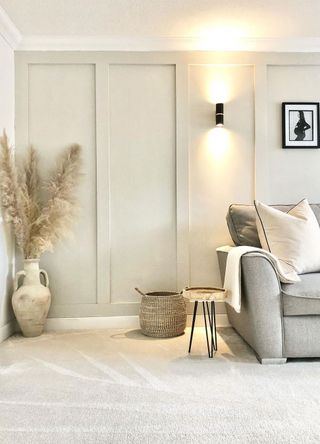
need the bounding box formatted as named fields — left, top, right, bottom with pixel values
left=44, top=315, right=141, bottom=331
left=0, top=320, right=16, bottom=343
left=44, top=314, right=229, bottom=332
left=3, top=314, right=230, bottom=338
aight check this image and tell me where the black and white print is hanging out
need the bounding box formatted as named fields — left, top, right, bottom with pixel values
left=282, top=102, right=320, bottom=148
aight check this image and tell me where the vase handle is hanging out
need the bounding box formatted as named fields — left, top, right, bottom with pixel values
left=14, top=270, right=26, bottom=291
left=40, top=269, right=49, bottom=287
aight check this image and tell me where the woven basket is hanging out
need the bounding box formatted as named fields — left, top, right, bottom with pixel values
left=135, top=288, right=187, bottom=338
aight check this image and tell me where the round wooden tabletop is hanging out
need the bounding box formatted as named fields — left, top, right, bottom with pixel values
left=182, top=286, right=226, bottom=302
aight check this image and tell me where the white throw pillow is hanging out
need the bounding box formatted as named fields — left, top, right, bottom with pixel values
left=255, top=199, right=320, bottom=280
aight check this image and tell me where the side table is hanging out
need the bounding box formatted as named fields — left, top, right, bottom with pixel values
left=183, top=287, right=226, bottom=358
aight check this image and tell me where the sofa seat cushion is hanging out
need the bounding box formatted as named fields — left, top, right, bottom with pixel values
left=282, top=273, right=320, bottom=316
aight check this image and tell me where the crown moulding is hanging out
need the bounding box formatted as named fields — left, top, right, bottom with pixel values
left=0, top=4, right=319, bottom=54
left=14, top=35, right=320, bottom=52
left=0, top=6, right=320, bottom=54
left=0, top=2, right=320, bottom=54
left=0, top=6, right=21, bottom=49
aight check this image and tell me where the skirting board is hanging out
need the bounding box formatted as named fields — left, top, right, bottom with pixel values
left=44, top=314, right=230, bottom=331
left=44, top=315, right=141, bottom=331
left=0, top=320, right=16, bottom=343
left=1, top=314, right=230, bottom=340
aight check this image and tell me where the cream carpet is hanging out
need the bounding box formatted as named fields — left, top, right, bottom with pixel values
left=1, top=327, right=320, bottom=443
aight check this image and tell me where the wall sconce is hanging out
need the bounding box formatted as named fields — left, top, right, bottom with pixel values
left=215, top=103, right=224, bottom=126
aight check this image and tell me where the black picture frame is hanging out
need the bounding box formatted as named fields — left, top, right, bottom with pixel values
left=282, top=102, right=320, bottom=149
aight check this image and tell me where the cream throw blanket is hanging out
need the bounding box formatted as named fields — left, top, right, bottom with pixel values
left=218, top=246, right=299, bottom=313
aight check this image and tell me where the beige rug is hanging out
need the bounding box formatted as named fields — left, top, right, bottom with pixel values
left=0, top=327, right=320, bottom=443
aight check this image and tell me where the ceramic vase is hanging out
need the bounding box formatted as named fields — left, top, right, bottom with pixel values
left=12, top=259, right=51, bottom=337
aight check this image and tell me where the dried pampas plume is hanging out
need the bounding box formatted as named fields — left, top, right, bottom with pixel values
left=0, top=130, right=82, bottom=259
left=0, top=131, right=27, bottom=251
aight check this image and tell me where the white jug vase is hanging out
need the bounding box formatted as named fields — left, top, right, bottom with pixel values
left=12, top=259, right=51, bottom=337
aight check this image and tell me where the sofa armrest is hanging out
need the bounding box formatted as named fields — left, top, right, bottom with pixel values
left=216, top=246, right=285, bottom=362
left=231, top=253, right=284, bottom=361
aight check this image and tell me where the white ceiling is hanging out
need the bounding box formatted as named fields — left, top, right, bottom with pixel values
left=1, top=0, right=320, bottom=38
left=1, top=0, right=320, bottom=51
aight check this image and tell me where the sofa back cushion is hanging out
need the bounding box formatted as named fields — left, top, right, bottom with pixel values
left=227, top=203, right=320, bottom=247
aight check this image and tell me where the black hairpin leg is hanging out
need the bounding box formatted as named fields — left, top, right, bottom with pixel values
left=206, top=301, right=213, bottom=357
left=188, top=301, right=198, bottom=353
left=212, top=301, right=217, bottom=352
left=188, top=300, right=217, bottom=358
left=202, top=302, right=211, bottom=357
left=206, top=301, right=217, bottom=357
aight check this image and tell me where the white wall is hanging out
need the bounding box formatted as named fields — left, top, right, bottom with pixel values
left=15, top=51, right=320, bottom=319
left=189, top=64, right=254, bottom=285
left=109, top=64, right=177, bottom=302
left=15, top=53, right=185, bottom=319
left=267, top=65, right=320, bottom=203
left=27, top=63, right=97, bottom=306
left=0, top=34, right=14, bottom=334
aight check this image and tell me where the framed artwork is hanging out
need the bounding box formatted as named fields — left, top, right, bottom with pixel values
left=282, top=102, right=320, bottom=149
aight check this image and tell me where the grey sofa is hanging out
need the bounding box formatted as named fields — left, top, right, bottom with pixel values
left=217, top=203, right=320, bottom=364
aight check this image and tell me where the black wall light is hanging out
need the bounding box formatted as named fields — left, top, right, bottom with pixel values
left=215, top=103, right=224, bottom=126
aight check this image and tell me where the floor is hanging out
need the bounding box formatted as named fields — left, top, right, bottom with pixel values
left=1, top=327, right=320, bottom=443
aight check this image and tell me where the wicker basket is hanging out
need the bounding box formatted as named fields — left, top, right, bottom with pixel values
left=135, top=288, right=187, bottom=338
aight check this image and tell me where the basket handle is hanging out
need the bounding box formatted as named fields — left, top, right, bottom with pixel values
left=135, top=287, right=146, bottom=297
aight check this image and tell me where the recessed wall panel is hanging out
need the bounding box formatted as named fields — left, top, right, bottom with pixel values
left=189, top=65, right=255, bottom=286
left=267, top=65, right=320, bottom=203
left=109, top=64, right=177, bottom=303
left=27, top=64, right=97, bottom=305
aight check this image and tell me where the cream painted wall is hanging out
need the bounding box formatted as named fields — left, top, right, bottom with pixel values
left=0, top=34, right=14, bottom=331
left=27, top=64, right=97, bottom=306
left=189, top=64, right=254, bottom=286
left=14, top=51, right=320, bottom=319
left=109, top=64, right=177, bottom=302
left=267, top=65, right=320, bottom=203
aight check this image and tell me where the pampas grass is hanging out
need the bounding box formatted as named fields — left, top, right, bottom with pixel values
left=0, top=130, right=82, bottom=259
